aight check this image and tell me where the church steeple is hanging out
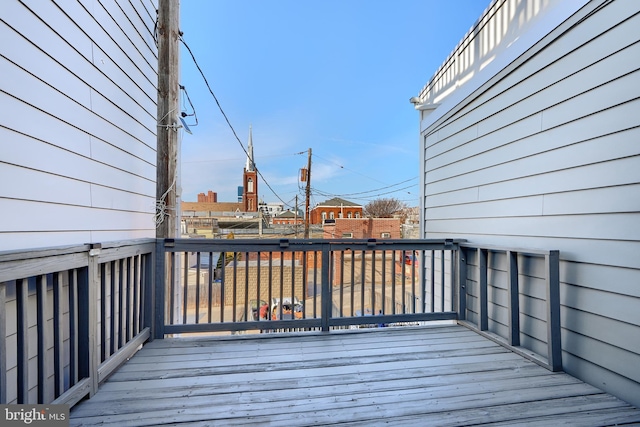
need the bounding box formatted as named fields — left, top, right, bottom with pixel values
left=242, top=125, right=258, bottom=212
left=245, top=124, right=255, bottom=172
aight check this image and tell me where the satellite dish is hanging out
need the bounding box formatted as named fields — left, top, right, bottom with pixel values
left=178, top=115, right=192, bottom=134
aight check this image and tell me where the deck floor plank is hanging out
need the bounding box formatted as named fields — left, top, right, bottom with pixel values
left=70, top=324, right=640, bottom=426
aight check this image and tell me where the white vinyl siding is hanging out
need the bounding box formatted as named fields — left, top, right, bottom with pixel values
left=420, top=0, right=640, bottom=407
left=0, top=0, right=158, bottom=251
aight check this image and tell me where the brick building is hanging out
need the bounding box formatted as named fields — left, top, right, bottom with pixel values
left=323, top=217, right=402, bottom=239
left=310, top=197, right=363, bottom=224
left=197, top=190, right=218, bottom=203
left=273, top=209, right=303, bottom=226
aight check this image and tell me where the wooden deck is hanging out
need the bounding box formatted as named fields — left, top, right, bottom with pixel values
left=69, top=324, right=640, bottom=426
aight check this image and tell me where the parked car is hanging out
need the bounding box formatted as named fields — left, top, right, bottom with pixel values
left=270, top=297, right=303, bottom=320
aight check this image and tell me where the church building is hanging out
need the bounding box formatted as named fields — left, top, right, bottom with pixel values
left=241, top=125, right=258, bottom=212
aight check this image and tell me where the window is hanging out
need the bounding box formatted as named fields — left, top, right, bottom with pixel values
left=247, top=178, right=254, bottom=193
left=381, top=232, right=391, bottom=238
left=330, top=212, right=335, bottom=219
left=355, top=212, right=360, bottom=218
left=347, top=212, right=352, bottom=218
left=322, top=212, right=327, bottom=221
left=342, top=232, right=353, bottom=238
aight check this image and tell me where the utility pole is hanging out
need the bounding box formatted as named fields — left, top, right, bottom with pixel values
left=304, top=148, right=312, bottom=238
left=294, top=194, right=299, bottom=238
left=156, top=0, right=180, bottom=239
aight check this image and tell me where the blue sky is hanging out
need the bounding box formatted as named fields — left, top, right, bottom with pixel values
left=178, top=0, right=490, bottom=209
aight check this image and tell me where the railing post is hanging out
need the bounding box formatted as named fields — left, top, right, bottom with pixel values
left=478, top=248, right=488, bottom=331
left=507, top=251, right=520, bottom=346
left=153, top=239, right=166, bottom=340
left=546, top=250, right=562, bottom=371
left=89, top=246, right=101, bottom=396
left=457, top=247, right=467, bottom=321
left=0, top=282, right=6, bottom=403
left=321, top=243, right=331, bottom=332
left=143, top=245, right=155, bottom=341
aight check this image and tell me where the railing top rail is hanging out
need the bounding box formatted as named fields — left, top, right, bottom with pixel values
left=162, top=237, right=465, bottom=252
left=460, top=242, right=558, bottom=257
left=0, top=238, right=157, bottom=264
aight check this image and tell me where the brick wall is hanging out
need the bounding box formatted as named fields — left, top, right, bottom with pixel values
left=197, top=190, right=218, bottom=203
left=310, top=206, right=363, bottom=224
left=323, top=218, right=402, bottom=239
left=223, top=262, right=305, bottom=306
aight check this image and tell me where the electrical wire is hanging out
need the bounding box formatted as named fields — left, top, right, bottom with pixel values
left=180, top=34, right=289, bottom=207
left=311, top=153, right=389, bottom=186
left=316, top=177, right=418, bottom=198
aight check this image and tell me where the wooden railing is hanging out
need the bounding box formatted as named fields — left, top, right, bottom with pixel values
left=154, top=238, right=461, bottom=336
left=457, top=243, right=562, bottom=371
left=0, top=239, right=154, bottom=406
left=0, top=237, right=562, bottom=407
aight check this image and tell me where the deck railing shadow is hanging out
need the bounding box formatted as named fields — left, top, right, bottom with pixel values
left=0, top=237, right=561, bottom=408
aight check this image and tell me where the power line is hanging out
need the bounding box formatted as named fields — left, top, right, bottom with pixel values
left=313, top=183, right=418, bottom=202
left=311, top=153, right=389, bottom=186
left=180, top=34, right=289, bottom=207
left=313, top=176, right=418, bottom=198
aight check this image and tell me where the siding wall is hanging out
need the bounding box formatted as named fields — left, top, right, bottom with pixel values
left=0, top=0, right=158, bottom=251
left=419, top=0, right=640, bottom=407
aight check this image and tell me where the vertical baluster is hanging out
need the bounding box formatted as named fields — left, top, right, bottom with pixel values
left=360, top=250, right=365, bottom=316
left=182, top=253, right=189, bottom=324
left=16, top=278, right=28, bottom=403
left=36, top=275, right=47, bottom=403
left=208, top=252, right=213, bottom=324
left=478, top=248, right=488, bottom=331
left=245, top=251, right=250, bottom=323
left=53, top=272, right=64, bottom=398
left=168, top=252, right=175, bottom=326
left=220, top=252, right=225, bottom=323
left=0, top=281, right=6, bottom=403
left=268, top=252, right=273, bottom=321
left=430, top=251, right=435, bottom=313
left=420, top=250, right=427, bottom=313
left=371, top=249, right=376, bottom=316
left=132, top=255, right=140, bottom=337
left=109, top=261, right=117, bottom=356
left=195, top=252, right=201, bottom=324
left=441, top=250, right=445, bottom=312
left=339, top=250, right=344, bottom=317
left=279, top=252, right=284, bottom=321
left=118, top=259, right=125, bottom=349
left=68, top=270, right=78, bottom=386
left=301, top=251, right=307, bottom=320
left=391, top=251, right=396, bottom=315
left=381, top=250, right=387, bottom=315
left=411, top=250, right=416, bottom=314
left=313, top=251, right=319, bottom=319
left=232, top=252, right=238, bottom=323
left=350, top=249, right=355, bottom=317
left=256, top=251, right=261, bottom=322
left=126, top=257, right=133, bottom=342
left=401, top=250, right=406, bottom=313
left=507, top=251, right=520, bottom=346
left=99, top=264, right=107, bottom=363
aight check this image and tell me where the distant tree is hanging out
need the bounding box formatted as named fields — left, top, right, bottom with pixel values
left=364, top=198, right=407, bottom=218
